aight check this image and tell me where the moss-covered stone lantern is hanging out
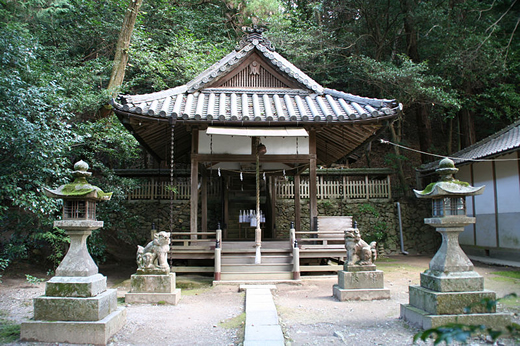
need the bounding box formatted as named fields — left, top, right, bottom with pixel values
left=413, top=157, right=484, bottom=276
left=400, top=158, right=511, bottom=330
left=21, top=160, right=125, bottom=345
left=43, top=160, right=112, bottom=277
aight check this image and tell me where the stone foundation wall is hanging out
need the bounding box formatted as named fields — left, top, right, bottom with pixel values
left=274, top=198, right=440, bottom=256
left=114, top=198, right=441, bottom=257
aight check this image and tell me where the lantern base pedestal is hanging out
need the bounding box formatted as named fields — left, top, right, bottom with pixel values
left=401, top=285, right=512, bottom=330
left=420, top=270, right=484, bottom=292
left=400, top=304, right=512, bottom=330
left=45, top=273, right=107, bottom=297
left=21, top=307, right=126, bottom=345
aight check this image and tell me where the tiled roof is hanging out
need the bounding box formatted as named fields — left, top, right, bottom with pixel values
left=420, top=119, right=520, bottom=171
left=113, top=87, right=400, bottom=123
left=112, top=29, right=401, bottom=123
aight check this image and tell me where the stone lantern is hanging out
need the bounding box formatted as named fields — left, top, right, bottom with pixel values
left=400, top=158, right=511, bottom=330
left=21, top=160, right=126, bottom=345
left=44, top=160, right=112, bottom=278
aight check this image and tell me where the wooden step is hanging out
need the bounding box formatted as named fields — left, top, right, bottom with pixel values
left=222, top=255, right=292, bottom=265
left=220, top=272, right=293, bottom=281
left=221, top=263, right=292, bottom=273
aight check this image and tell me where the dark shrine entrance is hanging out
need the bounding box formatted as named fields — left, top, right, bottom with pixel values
left=206, top=170, right=273, bottom=241
left=225, top=173, right=271, bottom=240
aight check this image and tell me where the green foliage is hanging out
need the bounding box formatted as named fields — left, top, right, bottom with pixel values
left=25, top=274, right=45, bottom=285
left=0, top=258, right=8, bottom=283
left=358, top=203, right=379, bottom=217
left=0, top=319, right=20, bottom=344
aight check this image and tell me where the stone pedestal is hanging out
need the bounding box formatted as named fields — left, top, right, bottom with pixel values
left=21, top=225, right=126, bottom=345
left=400, top=225, right=512, bottom=329
left=333, top=264, right=390, bottom=301
left=125, top=272, right=181, bottom=305
left=21, top=272, right=126, bottom=345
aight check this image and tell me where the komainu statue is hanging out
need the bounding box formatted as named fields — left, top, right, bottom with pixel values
left=345, top=228, right=377, bottom=265
left=137, top=231, right=171, bottom=271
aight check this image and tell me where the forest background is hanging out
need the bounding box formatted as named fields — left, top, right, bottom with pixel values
left=1, top=0, right=519, bottom=272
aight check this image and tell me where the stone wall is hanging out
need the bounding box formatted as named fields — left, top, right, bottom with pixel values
left=113, top=198, right=441, bottom=257
left=274, top=198, right=441, bottom=256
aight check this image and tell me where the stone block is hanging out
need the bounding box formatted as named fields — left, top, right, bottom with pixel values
left=333, top=285, right=390, bottom=301
left=34, top=289, right=117, bottom=321
left=337, top=270, right=385, bottom=289
left=45, top=274, right=107, bottom=297
left=400, top=304, right=512, bottom=330
left=344, top=264, right=376, bottom=272
left=130, top=273, right=176, bottom=293
left=125, top=289, right=181, bottom=305
left=408, top=285, right=496, bottom=315
left=420, top=270, right=484, bottom=292
left=21, top=306, right=126, bottom=345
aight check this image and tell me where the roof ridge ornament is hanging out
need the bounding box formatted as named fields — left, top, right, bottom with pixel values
left=236, top=25, right=275, bottom=52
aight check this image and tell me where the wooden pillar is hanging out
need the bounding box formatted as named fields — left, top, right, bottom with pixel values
left=309, top=129, right=318, bottom=231
left=269, top=176, right=276, bottom=238
left=201, top=174, right=208, bottom=234
left=294, top=173, right=301, bottom=231
left=223, top=176, right=229, bottom=239
left=190, top=129, right=199, bottom=236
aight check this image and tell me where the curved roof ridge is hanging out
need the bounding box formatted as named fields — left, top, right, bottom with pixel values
left=324, top=88, right=397, bottom=107
left=121, top=85, right=187, bottom=104
left=452, top=118, right=520, bottom=161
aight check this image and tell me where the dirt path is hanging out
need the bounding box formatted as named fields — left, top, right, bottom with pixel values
left=0, top=255, right=518, bottom=345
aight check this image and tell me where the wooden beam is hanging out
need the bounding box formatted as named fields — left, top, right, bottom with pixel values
left=190, top=129, right=199, bottom=235
left=295, top=173, right=301, bottom=231
left=192, top=154, right=314, bottom=163
left=201, top=174, right=208, bottom=234
left=309, top=129, right=318, bottom=230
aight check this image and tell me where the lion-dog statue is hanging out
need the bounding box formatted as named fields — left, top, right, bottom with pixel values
left=137, top=231, right=171, bottom=271
left=345, top=228, right=377, bottom=266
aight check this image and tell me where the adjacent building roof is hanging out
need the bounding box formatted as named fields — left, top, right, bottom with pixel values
left=419, top=119, right=520, bottom=172
left=112, top=27, right=402, bottom=165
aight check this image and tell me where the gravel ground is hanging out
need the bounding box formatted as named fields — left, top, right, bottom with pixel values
left=0, top=255, right=519, bottom=346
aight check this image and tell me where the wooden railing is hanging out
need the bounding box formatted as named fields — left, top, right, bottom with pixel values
left=128, top=172, right=391, bottom=201
left=128, top=178, right=220, bottom=200
left=276, top=175, right=392, bottom=200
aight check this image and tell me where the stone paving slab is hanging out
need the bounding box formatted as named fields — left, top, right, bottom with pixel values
left=242, top=286, right=284, bottom=346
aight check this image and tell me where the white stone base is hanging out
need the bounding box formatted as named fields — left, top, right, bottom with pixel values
left=125, top=289, right=181, bottom=305
left=21, top=306, right=126, bottom=345
left=333, top=284, right=390, bottom=301
left=400, top=304, right=512, bottom=330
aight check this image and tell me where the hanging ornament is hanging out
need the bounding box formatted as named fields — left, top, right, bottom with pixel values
left=240, top=172, right=243, bottom=181
left=263, top=172, right=266, bottom=181
left=218, top=167, right=221, bottom=177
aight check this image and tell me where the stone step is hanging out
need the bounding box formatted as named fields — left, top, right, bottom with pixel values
left=222, top=255, right=292, bottom=265
left=220, top=271, right=293, bottom=281
left=221, top=263, right=293, bottom=273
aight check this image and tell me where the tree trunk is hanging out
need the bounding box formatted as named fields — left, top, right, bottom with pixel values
left=414, top=103, right=433, bottom=163
left=108, top=0, right=144, bottom=94
left=400, top=0, right=433, bottom=164
left=389, top=120, right=409, bottom=196
left=97, top=0, right=143, bottom=118
left=459, top=109, right=476, bottom=148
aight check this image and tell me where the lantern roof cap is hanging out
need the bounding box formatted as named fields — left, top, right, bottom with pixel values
left=43, top=160, right=112, bottom=201
left=413, top=158, right=484, bottom=198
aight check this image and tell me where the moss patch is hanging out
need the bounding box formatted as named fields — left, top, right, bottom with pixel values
left=0, top=319, right=20, bottom=343
left=219, top=312, right=246, bottom=329
left=492, top=271, right=520, bottom=280
left=176, top=277, right=213, bottom=290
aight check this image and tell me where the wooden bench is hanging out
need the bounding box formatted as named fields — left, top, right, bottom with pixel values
left=295, top=216, right=353, bottom=274
left=167, top=232, right=217, bottom=273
